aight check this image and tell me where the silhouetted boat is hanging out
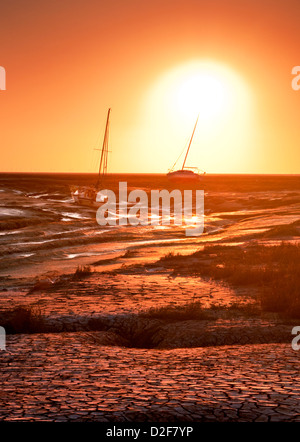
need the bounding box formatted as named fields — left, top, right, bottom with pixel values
left=167, top=115, right=205, bottom=182
left=71, top=108, right=111, bottom=207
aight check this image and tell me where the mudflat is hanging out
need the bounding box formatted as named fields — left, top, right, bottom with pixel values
left=1, top=173, right=300, bottom=421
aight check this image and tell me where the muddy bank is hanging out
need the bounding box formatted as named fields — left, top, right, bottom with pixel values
left=1, top=336, right=299, bottom=422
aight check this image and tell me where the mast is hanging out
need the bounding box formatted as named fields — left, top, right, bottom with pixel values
left=182, top=114, right=199, bottom=170
left=96, top=108, right=111, bottom=186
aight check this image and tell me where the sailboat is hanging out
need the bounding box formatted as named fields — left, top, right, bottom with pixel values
left=167, top=115, right=205, bottom=182
left=71, top=108, right=111, bottom=207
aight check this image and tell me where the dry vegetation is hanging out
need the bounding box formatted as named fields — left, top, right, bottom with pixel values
left=158, top=242, right=300, bottom=318
left=72, top=265, right=92, bottom=280
left=140, top=299, right=260, bottom=322
left=140, top=300, right=214, bottom=321
left=0, top=305, right=47, bottom=334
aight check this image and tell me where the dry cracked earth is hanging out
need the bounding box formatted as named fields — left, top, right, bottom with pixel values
left=0, top=270, right=300, bottom=422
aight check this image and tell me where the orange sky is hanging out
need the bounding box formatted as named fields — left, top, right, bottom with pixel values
left=0, top=0, right=300, bottom=174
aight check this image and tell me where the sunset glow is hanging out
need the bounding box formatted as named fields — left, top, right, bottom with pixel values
left=165, top=62, right=235, bottom=124
left=142, top=61, right=254, bottom=173
left=1, top=1, right=300, bottom=426
left=175, top=71, right=227, bottom=121
left=0, top=0, right=300, bottom=173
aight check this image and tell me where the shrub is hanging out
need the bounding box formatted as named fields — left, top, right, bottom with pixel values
left=0, top=305, right=47, bottom=334
left=73, top=265, right=92, bottom=279
left=140, top=300, right=214, bottom=321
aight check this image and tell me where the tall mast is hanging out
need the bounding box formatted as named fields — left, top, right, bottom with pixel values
left=97, top=108, right=111, bottom=186
left=182, top=114, right=199, bottom=170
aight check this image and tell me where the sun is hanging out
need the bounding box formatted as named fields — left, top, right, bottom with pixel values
left=167, top=60, right=240, bottom=126
left=144, top=60, right=249, bottom=128
left=174, top=70, right=229, bottom=122
left=141, top=59, right=254, bottom=173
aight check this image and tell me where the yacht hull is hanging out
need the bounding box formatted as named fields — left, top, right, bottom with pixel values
left=167, top=170, right=203, bottom=182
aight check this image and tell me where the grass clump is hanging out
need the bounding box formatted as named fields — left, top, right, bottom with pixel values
left=0, top=305, right=47, bottom=334
left=73, top=265, right=92, bottom=280
left=140, top=299, right=214, bottom=322
left=210, top=301, right=260, bottom=318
